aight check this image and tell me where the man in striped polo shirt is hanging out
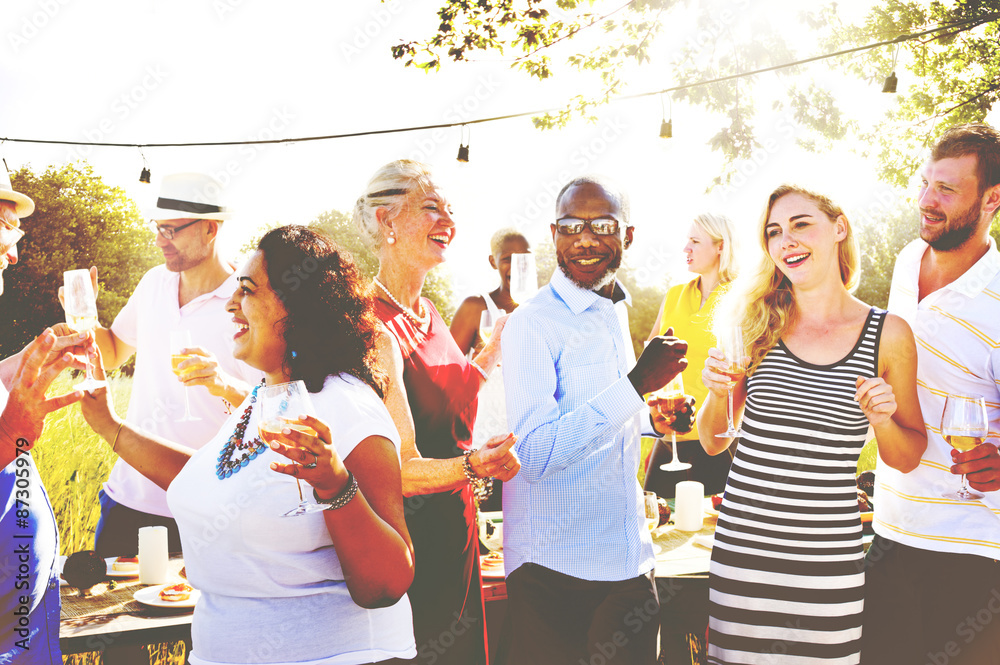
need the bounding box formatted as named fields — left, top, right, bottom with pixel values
left=863, top=124, right=1000, bottom=665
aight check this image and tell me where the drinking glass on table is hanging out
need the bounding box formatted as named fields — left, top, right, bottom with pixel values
left=509, top=253, right=538, bottom=305
left=940, top=395, right=988, bottom=501
left=715, top=326, right=746, bottom=438
left=169, top=331, right=201, bottom=422
left=644, top=491, right=660, bottom=533
left=648, top=373, right=692, bottom=472
left=63, top=269, right=106, bottom=391
left=258, top=380, right=325, bottom=516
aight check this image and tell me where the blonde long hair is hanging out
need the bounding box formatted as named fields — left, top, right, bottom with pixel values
left=716, top=185, right=860, bottom=371
left=692, top=212, right=739, bottom=284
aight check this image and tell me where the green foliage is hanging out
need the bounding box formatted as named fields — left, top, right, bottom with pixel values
left=852, top=199, right=920, bottom=308
left=829, top=1, right=1000, bottom=186
left=307, top=209, right=457, bottom=323
left=2, top=163, right=159, bottom=357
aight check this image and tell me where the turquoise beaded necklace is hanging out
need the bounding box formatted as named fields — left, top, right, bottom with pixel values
left=216, top=382, right=267, bottom=480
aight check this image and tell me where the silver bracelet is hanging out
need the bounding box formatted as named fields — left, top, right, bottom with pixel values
left=463, top=450, right=494, bottom=504
left=470, top=359, right=490, bottom=381
left=312, top=471, right=358, bottom=510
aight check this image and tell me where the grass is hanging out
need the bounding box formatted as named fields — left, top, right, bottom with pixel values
left=33, top=373, right=130, bottom=556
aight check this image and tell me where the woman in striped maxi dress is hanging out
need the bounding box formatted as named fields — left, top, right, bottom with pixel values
left=696, top=185, right=927, bottom=665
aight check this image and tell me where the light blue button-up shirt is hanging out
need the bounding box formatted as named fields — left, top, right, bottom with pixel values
left=501, top=269, right=655, bottom=582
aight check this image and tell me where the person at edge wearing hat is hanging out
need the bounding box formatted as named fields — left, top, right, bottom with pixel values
left=0, top=170, right=92, bottom=663
left=77, top=173, right=263, bottom=557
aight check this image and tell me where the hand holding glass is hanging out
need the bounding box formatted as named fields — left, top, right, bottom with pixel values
left=648, top=373, right=691, bottom=471
left=940, top=395, right=988, bottom=501
left=715, top=326, right=746, bottom=438
left=644, top=491, right=660, bottom=533
left=259, top=380, right=324, bottom=516
left=62, top=269, right=106, bottom=391
left=169, top=331, right=201, bottom=422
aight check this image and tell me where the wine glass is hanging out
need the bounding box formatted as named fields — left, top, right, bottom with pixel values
left=169, top=331, right=201, bottom=422
left=62, top=269, right=106, bottom=392
left=940, top=395, right=988, bottom=501
left=509, top=253, right=538, bottom=305
left=479, top=309, right=498, bottom=345
left=258, top=380, right=325, bottom=516
left=644, top=491, right=660, bottom=533
left=715, top=326, right=746, bottom=438
left=648, top=374, right=692, bottom=472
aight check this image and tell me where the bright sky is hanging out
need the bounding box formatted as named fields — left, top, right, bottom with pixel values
left=1, top=0, right=925, bottom=301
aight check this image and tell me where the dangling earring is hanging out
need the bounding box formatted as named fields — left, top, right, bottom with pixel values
left=387, top=230, right=396, bottom=245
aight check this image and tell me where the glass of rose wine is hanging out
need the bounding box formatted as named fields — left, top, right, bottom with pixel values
left=644, top=491, right=660, bottom=533
left=715, top=326, right=746, bottom=438
left=169, top=331, right=201, bottom=422
left=63, top=269, right=106, bottom=392
left=940, top=395, right=988, bottom=501
left=648, top=374, right=691, bottom=472
left=258, top=380, right=325, bottom=516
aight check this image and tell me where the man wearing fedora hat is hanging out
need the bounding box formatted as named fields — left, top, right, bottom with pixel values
left=0, top=170, right=93, bottom=663
left=84, top=172, right=262, bottom=557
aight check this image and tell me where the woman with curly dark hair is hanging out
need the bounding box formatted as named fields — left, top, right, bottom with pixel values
left=80, top=225, right=417, bottom=664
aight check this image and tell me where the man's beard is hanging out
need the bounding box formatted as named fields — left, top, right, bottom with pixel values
left=557, top=252, right=622, bottom=292
left=921, top=199, right=981, bottom=251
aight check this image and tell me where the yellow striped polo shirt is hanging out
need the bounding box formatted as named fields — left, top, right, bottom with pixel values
left=878, top=237, right=1000, bottom=559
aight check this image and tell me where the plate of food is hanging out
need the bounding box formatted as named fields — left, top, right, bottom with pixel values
left=133, top=582, right=200, bottom=609
left=480, top=551, right=505, bottom=580
left=107, top=556, right=140, bottom=578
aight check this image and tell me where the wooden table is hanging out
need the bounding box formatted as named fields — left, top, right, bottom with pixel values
left=60, top=557, right=193, bottom=660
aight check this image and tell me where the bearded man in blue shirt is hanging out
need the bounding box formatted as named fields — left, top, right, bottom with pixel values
left=501, top=176, right=688, bottom=665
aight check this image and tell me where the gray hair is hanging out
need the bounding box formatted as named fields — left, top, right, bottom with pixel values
left=691, top=212, right=739, bottom=283
left=352, top=160, right=436, bottom=257
left=554, top=175, right=631, bottom=227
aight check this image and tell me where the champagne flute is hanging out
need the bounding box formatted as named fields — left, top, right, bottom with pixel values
left=648, top=374, right=692, bottom=472
left=715, top=326, right=746, bottom=438
left=169, top=331, right=201, bottom=422
left=644, top=491, right=660, bottom=533
left=509, top=253, right=538, bottom=305
left=258, top=380, right=325, bottom=516
left=479, top=309, right=498, bottom=345
left=940, top=395, right=988, bottom=501
left=63, top=269, right=106, bottom=391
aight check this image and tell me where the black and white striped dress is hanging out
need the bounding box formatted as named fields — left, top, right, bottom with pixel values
left=708, top=308, right=885, bottom=665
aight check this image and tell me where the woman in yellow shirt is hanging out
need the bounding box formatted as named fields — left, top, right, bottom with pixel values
left=644, top=212, right=739, bottom=497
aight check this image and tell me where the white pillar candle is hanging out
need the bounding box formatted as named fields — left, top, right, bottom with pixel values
left=675, top=480, right=704, bottom=531
left=138, top=526, right=169, bottom=585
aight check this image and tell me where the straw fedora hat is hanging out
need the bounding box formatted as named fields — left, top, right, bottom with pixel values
left=0, top=169, right=34, bottom=218
left=149, top=172, right=233, bottom=221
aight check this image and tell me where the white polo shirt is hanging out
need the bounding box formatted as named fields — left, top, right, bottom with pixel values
left=103, top=265, right=262, bottom=517
left=877, top=238, right=1000, bottom=559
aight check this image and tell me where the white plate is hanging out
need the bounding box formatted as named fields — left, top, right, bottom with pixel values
left=480, top=555, right=505, bottom=580
left=106, top=557, right=140, bottom=578
left=133, top=584, right=200, bottom=609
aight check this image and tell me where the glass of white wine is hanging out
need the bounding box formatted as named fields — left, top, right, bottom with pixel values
left=479, top=309, right=498, bottom=345
left=509, top=253, right=538, bottom=305
left=644, top=491, right=660, bottom=533
left=648, top=373, right=692, bottom=472
left=63, top=269, right=106, bottom=392
left=258, top=380, right=325, bottom=517
left=169, top=331, right=201, bottom=422
left=941, top=395, right=988, bottom=501
left=715, top=326, right=746, bottom=439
